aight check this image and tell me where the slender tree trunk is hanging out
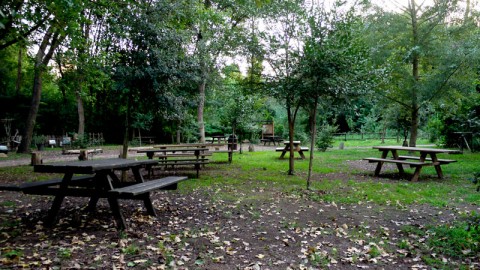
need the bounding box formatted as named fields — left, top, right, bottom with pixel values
left=198, top=80, right=206, bottom=143
left=464, top=0, right=471, bottom=23
left=307, top=97, right=318, bottom=190
left=287, top=110, right=295, bottom=175
left=17, top=27, right=64, bottom=153
left=409, top=0, right=419, bottom=147
left=409, top=107, right=419, bottom=147
left=15, top=46, right=22, bottom=97
left=76, top=89, right=85, bottom=137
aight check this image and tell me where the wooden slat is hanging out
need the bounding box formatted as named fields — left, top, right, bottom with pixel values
left=363, top=157, right=428, bottom=166
left=398, top=156, right=457, bottom=164
left=0, top=175, right=94, bottom=192
left=110, top=176, right=188, bottom=196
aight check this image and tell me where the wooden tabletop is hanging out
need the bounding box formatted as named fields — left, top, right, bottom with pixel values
left=138, top=147, right=208, bottom=153
left=154, top=143, right=212, bottom=148
left=372, top=146, right=460, bottom=154
left=283, top=141, right=301, bottom=145
left=34, top=158, right=158, bottom=174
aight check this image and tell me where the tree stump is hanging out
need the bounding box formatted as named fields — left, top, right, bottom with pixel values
left=31, top=152, right=43, bottom=165
left=78, top=150, right=88, bottom=161
left=248, top=144, right=255, bottom=152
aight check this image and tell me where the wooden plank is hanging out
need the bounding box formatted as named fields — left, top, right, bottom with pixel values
left=373, top=146, right=460, bottom=154
left=363, top=157, right=428, bottom=166
left=398, top=155, right=457, bottom=164
left=0, top=175, right=94, bottom=192
left=110, top=176, right=188, bottom=196
left=154, top=152, right=212, bottom=157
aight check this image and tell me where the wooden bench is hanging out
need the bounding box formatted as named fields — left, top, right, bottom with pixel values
left=109, top=176, right=187, bottom=198
left=0, top=175, right=95, bottom=192
left=363, top=157, right=429, bottom=167
left=363, top=157, right=431, bottom=181
left=154, top=152, right=212, bottom=159
left=155, top=159, right=210, bottom=178
left=397, top=156, right=457, bottom=164
left=107, top=176, right=187, bottom=230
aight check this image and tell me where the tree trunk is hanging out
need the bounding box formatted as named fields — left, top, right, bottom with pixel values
left=287, top=105, right=295, bottom=175
left=409, top=107, right=419, bottom=147
left=76, top=89, right=85, bottom=137
left=409, top=0, right=419, bottom=148
left=307, top=97, right=318, bottom=190
left=464, top=0, right=471, bottom=23
left=15, top=46, right=22, bottom=96
left=17, top=27, right=64, bottom=153
left=197, top=80, right=206, bottom=143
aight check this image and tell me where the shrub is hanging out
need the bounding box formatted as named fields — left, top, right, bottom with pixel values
left=316, top=124, right=338, bottom=152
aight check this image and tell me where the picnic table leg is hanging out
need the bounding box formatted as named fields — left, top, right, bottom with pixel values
left=391, top=150, right=405, bottom=175
left=299, top=150, right=306, bottom=159
left=131, top=166, right=157, bottom=213
left=107, top=197, right=126, bottom=230
left=45, top=172, right=73, bottom=226
left=411, top=166, right=423, bottom=182
left=430, top=153, right=444, bottom=178
left=374, top=150, right=389, bottom=176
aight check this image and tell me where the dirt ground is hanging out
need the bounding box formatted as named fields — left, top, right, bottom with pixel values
left=0, top=147, right=478, bottom=269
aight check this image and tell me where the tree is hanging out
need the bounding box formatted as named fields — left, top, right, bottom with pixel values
left=366, top=0, right=476, bottom=147
left=262, top=0, right=307, bottom=175
left=192, top=0, right=260, bottom=143
left=299, top=2, right=373, bottom=188
left=0, top=0, right=50, bottom=50
left=107, top=0, right=198, bottom=156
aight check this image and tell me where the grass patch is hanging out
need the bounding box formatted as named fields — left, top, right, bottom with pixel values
left=183, top=148, right=480, bottom=208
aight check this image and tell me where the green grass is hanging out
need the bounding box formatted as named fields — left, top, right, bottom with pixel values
left=191, top=147, right=480, bottom=208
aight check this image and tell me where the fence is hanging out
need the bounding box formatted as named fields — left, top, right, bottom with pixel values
left=333, top=132, right=402, bottom=142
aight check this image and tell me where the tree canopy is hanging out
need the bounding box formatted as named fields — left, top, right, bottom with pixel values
left=0, top=0, right=479, bottom=155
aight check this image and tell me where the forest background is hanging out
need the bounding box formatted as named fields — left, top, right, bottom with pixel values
left=0, top=0, right=479, bottom=154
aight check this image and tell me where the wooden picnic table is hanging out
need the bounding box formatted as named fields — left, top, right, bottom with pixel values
left=137, top=147, right=209, bottom=159
left=137, top=147, right=210, bottom=178
left=210, top=135, right=227, bottom=143
left=7, top=158, right=187, bottom=230
left=261, top=135, right=284, bottom=146
left=276, top=141, right=309, bottom=159
left=363, top=146, right=459, bottom=181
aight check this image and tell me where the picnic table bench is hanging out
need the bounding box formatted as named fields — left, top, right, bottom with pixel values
left=1, top=158, right=188, bottom=230
left=363, top=146, right=459, bottom=181
left=137, top=147, right=210, bottom=178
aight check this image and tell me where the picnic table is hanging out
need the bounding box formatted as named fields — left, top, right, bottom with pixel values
left=136, top=147, right=210, bottom=178
left=209, top=135, right=227, bottom=143
left=1, top=158, right=187, bottom=230
left=276, top=141, right=309, bottom=159
left=363, top=146, right=459, bottom=181
left=261, top=135, right=284, bottom=146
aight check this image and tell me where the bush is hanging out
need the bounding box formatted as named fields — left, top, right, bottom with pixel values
left=316, top=124, right=338, bottom=152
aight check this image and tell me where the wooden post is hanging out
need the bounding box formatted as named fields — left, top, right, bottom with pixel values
left=31, top=152, right=42, bottom=165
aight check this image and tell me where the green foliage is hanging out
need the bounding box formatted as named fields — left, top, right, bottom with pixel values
left=316, top=124, right=338, bottom=152
left=121, top=244, right=140, bottom=256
